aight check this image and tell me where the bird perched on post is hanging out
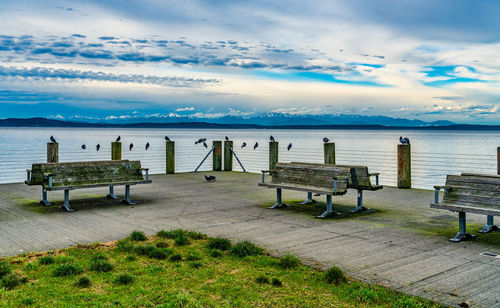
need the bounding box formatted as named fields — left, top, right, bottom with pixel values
left=116, top=136, right=121, bottom=142
left=203, top=141, right=208, bottom=148
left=241, top=142, right=247, bottom=149
left=129, top=143, right=134, bottom=151
left=270, top=135, right=275, bottom=142
left=165, top=136, right=171, bottom=142
left=225, top=136, right=229, bottom=141
left=50, top=136, right=57, bottom=143
left=81, top=144, right=86, bottom=150
left=145, top=142, right=150, bottom=150
left=96, top=144, right=100, bottom=151
left=287, top=143, right=292, bottom=151
left=254, top=142, right=258, bottom=150
left=399, top=136, right=410, bottom=145
left=204, top=175, right=216, bottom=182
left=195, top=138, right=206, bottom=145
left=323, top=137, right=330, bottom=143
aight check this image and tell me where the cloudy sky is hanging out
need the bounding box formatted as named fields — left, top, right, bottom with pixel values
left=0, top=0, right=499, bottom=123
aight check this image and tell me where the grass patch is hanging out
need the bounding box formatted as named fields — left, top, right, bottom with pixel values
left=38, top=256, right=55, bottom=265
left=0, top=231, right=441, bottom=307
left=0, top=260, right=11, bottom=278
left=206, top=237, right=231, bottom=251
left=174, top=232, right=189, bottom=246
left=278, top=254, right=300, bottom=269
left=325, top=266, right=347, bottom=285
left=129, top=230, right=147, bottom=242
left=89, top=259, right=113, bottom=273
left=0, top=273, right=23, bottom=290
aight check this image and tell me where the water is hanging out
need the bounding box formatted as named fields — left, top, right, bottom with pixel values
left=0, top=127, right=499, bottom=189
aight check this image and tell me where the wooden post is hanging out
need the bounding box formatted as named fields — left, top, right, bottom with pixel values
left=324, top=142, right=336, bottom=164
left=397, top=144, right=411, bottom=188
left=213, top=141, right=222, bottom=171
left=165, top=141, right=175, bottom=174
left=269, top=141, right=279, bottom=170
left=497, top=146, right=500, bottom=175
left=47, top=143, right=58, bottom=163
left=111, top=142, right=122, bottom=160
left=224, top=140, right=233, bottom=171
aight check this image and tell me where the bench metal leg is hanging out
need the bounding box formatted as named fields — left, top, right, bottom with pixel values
left=317, top=195, right=336, bottom=218
left=61, top=189, right=74, bottom=212
left=479, top=215, right=499, bottom=233
left=106, top=185, right=119, bottom=200
left=40, top=188, right=51, bottom=206
left=300, top=192, right=316, bottom=204
left=268, top=188, right=287, bottom=209
left=351, top=190, right=367, bottom=213
left=121, top=185, right=137, bottom=205
left=450, top=212, right=475, bottom=242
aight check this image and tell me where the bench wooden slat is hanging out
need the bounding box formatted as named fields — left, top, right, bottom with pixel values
left=431, top=203, right=500, bottom=216
left=258, top=182, right=347, bottom=195
left=45, top=180, right=152, bottom=191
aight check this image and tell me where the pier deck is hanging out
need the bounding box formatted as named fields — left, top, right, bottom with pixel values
left=0, top=172, right=499, bottom=307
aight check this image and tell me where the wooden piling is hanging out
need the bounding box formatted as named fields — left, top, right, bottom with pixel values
left=397, top=144, right=411, bottom=188
left=224, top=141, right=233, bottom=171
left=498, top=146, right=500, bottom=175
left=324, top=142, right=336, bottom=164
left=165, top=141, right=175, bottom=174
left=47, top=143, right=59, bottom=163
left=269, top=141, right=279, bottom=170
left=213, top=141, right=222, bottom=171
left=111, top=142, right=122, bottom=160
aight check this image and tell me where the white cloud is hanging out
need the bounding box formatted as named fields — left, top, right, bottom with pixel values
left=176, top=106, right=195, bottom=112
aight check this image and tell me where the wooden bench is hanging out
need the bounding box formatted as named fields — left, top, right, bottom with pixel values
left=431, top=173, right=500, bottom=242
left=289, top=162, right=383, bottom=212
left=258, top=162, right=350, bottom=218
left=25, top=160, right=151, bottom=212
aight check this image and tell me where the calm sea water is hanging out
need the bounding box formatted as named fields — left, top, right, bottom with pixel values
left=0, top=127, right=499, bottom=189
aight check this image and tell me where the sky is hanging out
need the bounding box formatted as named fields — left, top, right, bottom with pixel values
left=0, top=0, right=499, bottom=124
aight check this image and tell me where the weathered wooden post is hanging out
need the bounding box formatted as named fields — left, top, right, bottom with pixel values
left=497, top=146, right=500, bottom=175
left=269, top=141, right=278, bottom=170
left=224, top=140, right=233, bottom=171
left=397, top=144, right=411, bottom=188
left=324, top=142, right=335, bottom=164
left=47, top=142, right=59, bottom=163
left=111, top=142, right=122, bottom=160
left=213, top=141, right=222, bottom=171
left=165, top=141, right=175, bottom=174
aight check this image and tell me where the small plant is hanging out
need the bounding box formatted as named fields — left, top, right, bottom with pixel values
left=148, top=248, right=172, bottom=260
left=116, top=240, right=134, bottom=253
left=115, top=274, right=133, bottom=285
left=130, top=230, right=147, bottom=242
left=38, top=256, right=55, bottom=265
left=125, top=255, right=136, bottom=262
left=174, top=232, right=189, bottom=246
left=185, top=231, right=206, bottom=240
left=90, top=260, right=113, bottom=273
left=155, top=241, right=169, bottom=248
left=186, top=252, right=202, bottom=261
left=134, top=245, right=156, bottom=256
left=279, top=254, right=300, bottom=269
left=20, top=297, right=34, bottom=306
left=255, top=275, right=269, bottom=284
left=189, top=262, right=203, bottom=269
left=210, top=249, right=223, bottom=258
left=230, top=241, right=263, bottom=258
left=53, top=264, right=83, bottom=277
left=324, top=266, right=346, bottom=285
left=75, top=276, right=91, bottom=288
left=206, top=237, right=231, bottom=251
left=91, top=253, right=108, bottom=262
left=156, top=229, right=182, bottom=239
left=0, top=273, right=22, bottom=290
left=169, top=253, right=182, bottom=261
left=0, top=261, right=11, bottom=279
left=271, top=278, right=283, bottom=287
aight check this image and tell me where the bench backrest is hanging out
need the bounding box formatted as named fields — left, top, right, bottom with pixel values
left=290, top=162, right=374, bottom=188
left=272, top=162, right=350, bottom=189
left=443, top=173, right=500, bottom=209
left=29, top=160, right=144, bottom=187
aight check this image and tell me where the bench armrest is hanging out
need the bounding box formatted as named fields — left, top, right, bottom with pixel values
left=26, top=169, right=32, bottom=182
left=140, top=168, right=149, bottom=181
left=261, top=170, right=276, bottom=183
left=433, top=186, right=450, bottom=204
left=43, top=173, right=53, bottom=188
left=332, top=176, right=349, bottom=193
left=369, top=173, right=380, bottom=186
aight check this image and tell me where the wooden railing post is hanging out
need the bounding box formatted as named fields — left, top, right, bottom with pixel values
left=213, top=141, right=222, bottom=171
left=165, top=141, right=175, bottom=174
left=324, top=142, right=336, bottom=164
left=224, top=140, right=233, bottom=171
left=497, top=146, right=500, bottom=175
left=47, top=142, right=59, bottom=163
left=111, top=142, right=122, bottom=160
left=269, top=141, right=279, bottom=170
left=397, top=144, right=411, bottom=188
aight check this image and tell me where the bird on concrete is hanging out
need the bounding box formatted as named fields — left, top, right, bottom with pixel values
left=323, top=137, right=330, bottom=143
left=287, top=143, right=292, bottom=151
left=203, top=141, right=208, bottom=148
left=96, top=144, right=100, bottom=151
left=129, top=143, right=134, bottom=151
left=165, top=136, right=171, bottom=142
left=270, top=135, right=275, bottom=142
left=254, top=142, right=258, bottom=150
left=225, top=136, right=229, bottom=141
left=204, top=175, right=216, bottom=182
left=116, top=136, right=121, bottom=142
left=399, top=136, right=410, bottom=145
left=241, top=142, right=247, bottom=149
left=81, top=144, right=86, bottom=150
left=50, top=136, right=57, bottom=143
left=145, top=142, right=150, bottom=150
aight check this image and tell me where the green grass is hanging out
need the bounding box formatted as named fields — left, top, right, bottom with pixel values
left=0, top=230, right=442, bottom=307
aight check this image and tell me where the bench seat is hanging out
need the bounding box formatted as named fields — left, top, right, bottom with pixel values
left=258, top=182, right=347, bottom=196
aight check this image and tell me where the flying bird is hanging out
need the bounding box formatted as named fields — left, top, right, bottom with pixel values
left=203, top=141, right=208, bottom=148
left=81, top=144, right=86, bottom=150
left=323, top=137, right=330, bottom=143
left=399, top=136, right=410, bottom=145
left=129, top=143, right=134, bottom=151
left=254, top=142, right=258, bottom=150
left=145, top=142, right=150, bottom=150
left=96, top=144, right=100, bottom=151
left=225, top=136, right=229, bottom=141
left=287, top=143, right=292, bottom=151
left=116, top=136, right=121, bottom=142
left=50, top=136, right=57, bottom=143
left=241, top=142, right=247, bottom=149
left=204, top=175, right=216, bottom=182
left=270, top=135, right=275, bottom=142
left=165, top=136, right=171, bottom=142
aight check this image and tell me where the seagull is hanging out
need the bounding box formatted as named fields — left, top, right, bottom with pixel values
left=129, top=143, right=134, bottom=151
left=203, top=141, right=208, bottom=148
left=254, top=142, right=258, bottom=150
left=270, top=135, right=275, bottom=142
left=96, top=144, right=100, bottom=151
left=287, top=143, right=292, bottom=151
left=165, top=136, right=171, bottom=142
left=323, top=137, right=330, bottom=143
left=81, top=144, right=86, bottom=150
left=116, top=136, right=121, bottom=142
left=50, top=136, right=57, bottom=143
left=399, top=136, right=410, bottom=145
left=241, top=142, right=247, bottom=149
left=225, top=136, right=229, bottom=141
left=145, top=142, right=150, bottom=150
left=204, top=175, right=216, bottom=182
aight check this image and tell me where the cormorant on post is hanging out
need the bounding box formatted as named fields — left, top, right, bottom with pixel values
left=241, top=142, right=247, bottom=149
left=96, top=144, right=100, bottom=151
left=145, top=142, right=150, bottom=150
left=116, top=136, right=121, bottom=142
left=165, top=136, right=171, bottom=142
left=81, top=144, right=86, bottom=150
left=399, top=136, right=410, bottom=145
left=203, top=141, right=208, bottom=148
left=270, top=135, right=275, bottom=142
left=129, top=143, right=134, bottom=151
left=205, top=175, right=216, bottom=182
left=225, top=136, right=229, bottom=141
left=253, top=142, right=258, bottom=150
left=50, top=136, right=57, bottom=143
left=287, top=143, right=292, bottom=151
left=323, top=137, right=330, bottom=143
